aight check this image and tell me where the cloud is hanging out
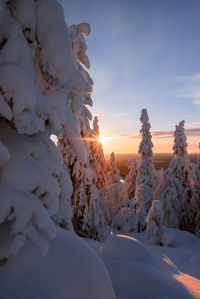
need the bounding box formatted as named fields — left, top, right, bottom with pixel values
left=176, top=73, right=200, bottom=82
left=112, top=127, right=200, bottom=140
left=175, top=73, right=200, bottom=103
left=193, top=99, right=200, bottom=105
left=185, top=122, right=200, bottom=129
left=111, top=112, right=128, bottom=117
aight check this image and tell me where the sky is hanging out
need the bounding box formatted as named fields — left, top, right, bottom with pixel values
left=59, top=0, right=200, bottom=153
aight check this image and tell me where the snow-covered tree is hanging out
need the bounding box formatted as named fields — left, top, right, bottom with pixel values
left=102, top=152, right=122, bottom=225
left=156, top=171, right=182, bottom=229
left=134, top=109, right=154, bottom=232
left=103, top=181, right=124, bottom=224
left=58, top=23, right=106, bottom=241
left=107, top=152, right=121, bottom=185
left=121, top=158, right=138, bottom=200
left=0, top=0, right=76, bottom=261
left=146, top=200, right=164, bottom=245
left=90, top=116, right=107, bottom=191
left=192, top=143, right=200, bottom=234
left=111, top=198, right=136, bottom=233
left=58, top=137, right=105, bottom=241
left=169, top=120, right=194, bottom=231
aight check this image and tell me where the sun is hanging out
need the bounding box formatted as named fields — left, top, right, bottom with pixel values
left=98, top=135, right=106, bottom=145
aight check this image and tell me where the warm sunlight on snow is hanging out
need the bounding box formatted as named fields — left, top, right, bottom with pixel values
left=173, top=272, right=200, bottom=298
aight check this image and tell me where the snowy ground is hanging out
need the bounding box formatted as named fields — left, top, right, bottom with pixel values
left=0, top=227, right=200, bottom=299
left=86, top=228, right=200, bottom=299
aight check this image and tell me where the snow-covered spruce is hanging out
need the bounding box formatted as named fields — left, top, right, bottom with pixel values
left=169, top=120, right=194, bottom=232
left=0, top=0, right=76, bottom=261
left=103, top=181, right=124, bottom=224
left=107, top=152, right=121, bottom=185
left=90, top=116, right=108, bottom=192
left=146, top=200, right=164, bottom=245
left=58, top=24, right=106, bottom=241
left=155, top=170, right=182, bottom=229
left=111, top=198, right=136, bottom=233
left=134, top=109, right=154, bottom=232
left=192, top=143, right=200, bottom=235
left=109, top=158, right=138, bottom=233
left=102, top=152, right=122, bottom=224
left=121, top=158, right=138, bottom=200
left=58, top=137, right=106, bottom=241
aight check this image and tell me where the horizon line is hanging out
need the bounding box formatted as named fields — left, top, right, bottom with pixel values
left=104, top=152, right=199, bottom=155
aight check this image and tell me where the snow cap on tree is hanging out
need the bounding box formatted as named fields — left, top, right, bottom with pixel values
left=172, top=120, right=188, bottom=158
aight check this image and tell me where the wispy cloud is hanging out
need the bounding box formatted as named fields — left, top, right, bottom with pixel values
left=176, top=73, right=200, bottom=82
left=185, top=122, right=200, bottom=129
left=111, top=112, right=128, bottom=117
left=111, top=127, right=200, bottom=139
left=193, top=99, right=200, bottom=105
left=175, top=73, right=200, bottom=104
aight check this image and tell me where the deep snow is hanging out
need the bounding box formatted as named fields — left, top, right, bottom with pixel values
left=1, top=227, right=200, bottom=299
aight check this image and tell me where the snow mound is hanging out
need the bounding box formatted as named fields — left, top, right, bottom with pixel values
left=0, top=228, right=116, bottom=299
left=161, top=228, right=200, bottom=248
left=102, top=234, right=156, bottom=265
left=188, top=254, right=200, bottom=265
left=99, top=233, right=198, bottom=299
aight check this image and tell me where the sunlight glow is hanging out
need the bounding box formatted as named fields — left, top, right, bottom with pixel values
left=98, top=135, right=107, bottom=145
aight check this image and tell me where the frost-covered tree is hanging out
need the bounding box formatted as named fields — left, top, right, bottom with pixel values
left=90, top=116, right=107, bottom=191
left=146, top=200, right=164, bottom=245
left=169, top=120, right=194, bottom=231
left=0, top=0, right=76, bottom=261
left=102, top=152, right=122, bottom=225
left=103, top=181, right=124, bottom=224
left=156, top=171, right=182, bottom=229
left=58, top=23, right=106, bottom=241
left=111, top=199, right=136, bottom=233
left=121, top=158, right=138, bottom=200
left=134, top=109, right=154, bottom=232
left=191, top=143, right=200, bottom=234
left=107, top=152, right=121, bottom=185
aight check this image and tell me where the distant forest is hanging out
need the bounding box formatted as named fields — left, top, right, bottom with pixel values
left=105, top=153, right=199, bottom=178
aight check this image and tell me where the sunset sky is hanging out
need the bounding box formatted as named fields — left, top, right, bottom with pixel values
left=60, top=0, right=200, bottom=154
